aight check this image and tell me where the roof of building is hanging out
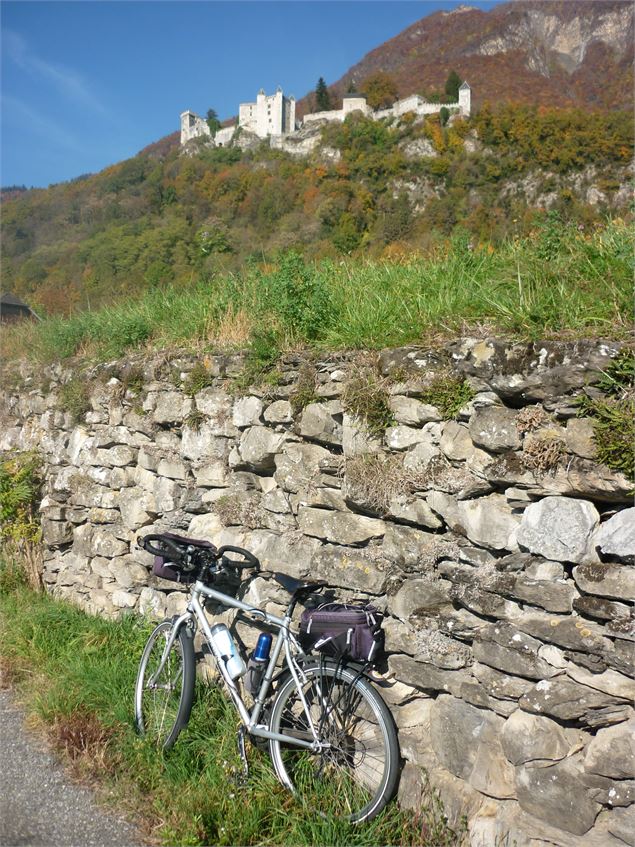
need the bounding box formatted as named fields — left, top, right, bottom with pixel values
left=459, top=81, right=471, bottom=90
left=1, top=292, right=30, bottom=308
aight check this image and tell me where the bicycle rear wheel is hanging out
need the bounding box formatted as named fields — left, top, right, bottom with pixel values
left=268, top=660, right=399, bottom=823
left=135, top=619, right=195, bottom=750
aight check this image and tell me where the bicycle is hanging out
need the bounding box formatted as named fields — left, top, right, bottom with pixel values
left=134, top=533, right=399, bottom=823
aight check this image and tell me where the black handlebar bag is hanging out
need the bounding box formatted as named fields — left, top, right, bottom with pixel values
left=299, top=602, right=384, bottom=665
left=151, top=533, right=216, bottom=583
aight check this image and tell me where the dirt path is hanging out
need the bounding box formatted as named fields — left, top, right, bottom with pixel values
left=0, top=690, right=141, bottom=846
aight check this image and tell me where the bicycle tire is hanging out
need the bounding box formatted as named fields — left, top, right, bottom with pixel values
left=134, top=619, right=195, bottom=751
left=268, top=660, right=399, bottom=823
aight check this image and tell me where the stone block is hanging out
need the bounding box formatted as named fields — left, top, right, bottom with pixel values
left=517, top=496, right=600, bottom=563
left=391, top=578, right=452, bottom=620
left=263, top=400, right=292, bottom=424
left=299, top=401, right=343, bottom=447
left=388, top=656, right=471, bottom=698
left=232, top=396, right=264, bottom=428
left=427, top=491, right=519, bottom=551
left=312, top=544, right=387, bottom=593
left=501, top=709, right=570, bottom=765
left=468, top=406, right=521, bottom=453
left=515, top=760, right=601, bottom=836
left=583, top=719, right=635, bottom=779
left=520, top=677, right=630, bottom=725
left=472, top=623, right=560, bottom=680
left=389, top=396, right=440, bottom=426
left=274, top=442, right=334, bottom=493
left=297, top=506, right=386, bottom=545
left=237, top=426, right=287, bottom=471
left=594, top=508, right=635, bottom=564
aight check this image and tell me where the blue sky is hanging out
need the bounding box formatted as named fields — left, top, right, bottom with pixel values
left=1, top=1, right=500, bottom=188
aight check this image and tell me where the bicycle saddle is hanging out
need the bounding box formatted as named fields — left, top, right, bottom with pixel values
left=273, top=573, right=328, bottom=598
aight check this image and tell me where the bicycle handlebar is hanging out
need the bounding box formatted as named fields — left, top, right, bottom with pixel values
left=139, top=534, right=187, bottom=561
left=137, top=535, right=259, bottom=572
left=218, top=545, right=260, bottom=570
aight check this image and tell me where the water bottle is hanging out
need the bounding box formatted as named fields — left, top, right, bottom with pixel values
left=209, top=623, right=246, bottom=680
left=245, top=632, right=272, bottom=696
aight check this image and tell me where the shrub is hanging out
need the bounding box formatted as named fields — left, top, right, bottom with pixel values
left=289, top=363, right=319, bottom=416
left=579, top=395, right=635, bottom=480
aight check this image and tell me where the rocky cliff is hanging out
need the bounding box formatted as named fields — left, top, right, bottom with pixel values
left=1, top=338, right=633, bottom=846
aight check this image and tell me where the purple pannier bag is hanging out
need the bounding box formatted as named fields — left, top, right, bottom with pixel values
left=152, top=533, right=217, bottom=583
left=298, top=602, right=384, bottom=664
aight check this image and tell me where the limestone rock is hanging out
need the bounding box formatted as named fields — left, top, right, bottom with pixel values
left=429, top=695, right=515, bottom=799
left=515, top=760, right=600, bottom=836
left=247, top=530, right=322, bottom=579
left=384, top=496, right=442, bottom=529
left=501, top=710, right=570, bottom=765
left=187, top=513, right=223, bottom=540
left=391, top=578, right=452, bottom=620
left=566, top=665, right=635, bottom=701
left=472, top=623, right=560, bottom=680
left=594, top=508, right=635, bottom=564
left=520, top=677, right=630, bottom=725
left=385, top=425, right=429, bottom=451
left=608, top=804, right=635, bottom=847
left=517, top=496, right=600, bottom=563
left=152, top=391, right=189, bottom=424
left=439, top=421, right=474, bottom=461
left=181, top=424, right=229, bottom=463
left=232, top=396, right=263, bottom=428
left=584, top=719, right=635, bottom=779
left=299, top=401, right=342, bottom=446
left=514, top=611, right=613, bottom=655
left=274, top=443, right=333, bottom=493
left=111, top=590, right=138, bottom=609
left=472, top=662, right=534, bottom=701
left=382, top=524, right=453, bottom=570
left=341, top=413, right=382, bottom=457
left=427, top=491, right=519, bottom=551
left=564, top=418, right=597, bottom=459
left=574, top=561, right=635, bottom=602
left=468, top=406, right=520, bottom=453
left=297, top=506, right=386, bottom=545
left=389, top=396, right=440, bottom=426
left=237, top=426, right=287, bottom=471
left=388, top=656, right=471, bottom=698
left=263, top=400, right=292, bottom=424
left=312, top=544, right=388, bottom=593
left=573, top=594, right=631, bottom=622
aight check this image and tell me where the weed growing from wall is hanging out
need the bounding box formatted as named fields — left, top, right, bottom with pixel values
left=578, top=348, right=635, bottom=481
left=417, top=375, right=474, bottom=420
left=183, top=362, right=215, bottom=396
left=290, top=363, right=319, bottom=416
left=342, top=367, right=394, bottom=436
left=58, top=378, right=92, bottom=422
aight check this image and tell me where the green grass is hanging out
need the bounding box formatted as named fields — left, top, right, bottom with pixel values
left=0, top=559, right=464, bottom=846
left=2, top=218, right=632, bottom=367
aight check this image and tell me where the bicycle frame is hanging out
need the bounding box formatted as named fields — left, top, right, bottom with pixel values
left=153, top=578, right=324, bottom=751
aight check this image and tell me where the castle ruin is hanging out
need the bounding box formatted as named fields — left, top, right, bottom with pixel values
left=180, top=82, right=471, bottom=148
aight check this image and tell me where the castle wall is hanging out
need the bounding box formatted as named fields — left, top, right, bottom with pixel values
left=2, top=337, right=633, bottom=847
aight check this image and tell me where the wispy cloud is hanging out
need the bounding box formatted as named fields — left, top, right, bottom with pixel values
left=4, top=30, right=110, bottom=117
left=2, top=94, right=84, bottom=152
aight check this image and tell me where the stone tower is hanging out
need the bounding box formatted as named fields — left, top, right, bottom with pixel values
left=458, top=81, right=471, bottom=116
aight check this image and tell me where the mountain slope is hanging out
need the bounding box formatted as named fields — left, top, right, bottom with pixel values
left=298, top=0, right=633, bottom=115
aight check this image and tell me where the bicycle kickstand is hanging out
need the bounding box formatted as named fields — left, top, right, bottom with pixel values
left=235, top=725, right=249, bottom=786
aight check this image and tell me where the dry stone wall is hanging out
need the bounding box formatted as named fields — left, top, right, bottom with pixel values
left=1, top=338, right=634, bottom=847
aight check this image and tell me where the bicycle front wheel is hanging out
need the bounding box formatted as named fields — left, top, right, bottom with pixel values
left=134, top=619, right=195, bottom=750
left=268, top=660, right=399, bottom=823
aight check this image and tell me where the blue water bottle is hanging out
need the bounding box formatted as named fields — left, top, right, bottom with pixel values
left=245, top=633, right=272, bottom=696
left=253, top=632, right=272, bottom=662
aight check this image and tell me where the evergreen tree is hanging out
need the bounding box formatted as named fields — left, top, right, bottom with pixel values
left=444, top=70, right=462, bottom=102
left=206, top=108, right=221, bottom=135
left=315, top=78, right=331, bottom=111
